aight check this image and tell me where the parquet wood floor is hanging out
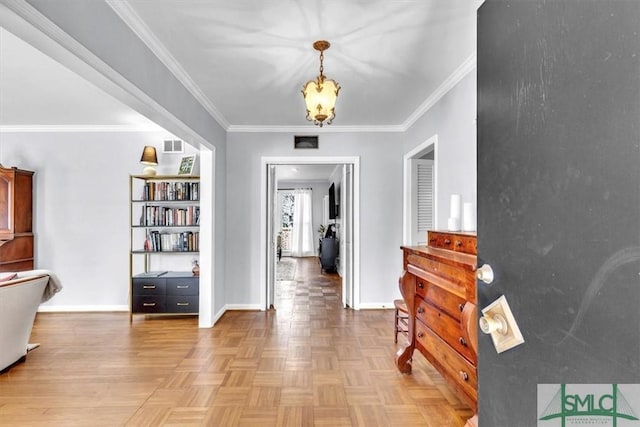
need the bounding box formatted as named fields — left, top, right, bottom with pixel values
left=0, top=257, right=473, bottom=426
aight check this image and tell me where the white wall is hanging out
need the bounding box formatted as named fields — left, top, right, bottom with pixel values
left=226, top=132, right=404, bottom=307
left=0, top=131, right=198, bottom=309
left=403, top=70, right=477, bottom=230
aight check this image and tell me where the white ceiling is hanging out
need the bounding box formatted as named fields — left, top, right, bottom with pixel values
left=0, top=27, right=159, bottom=130
left=0, top=1, right=479, bottom=131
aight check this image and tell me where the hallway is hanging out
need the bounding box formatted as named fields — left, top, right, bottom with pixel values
left=0, top=257, right=472, bottom=426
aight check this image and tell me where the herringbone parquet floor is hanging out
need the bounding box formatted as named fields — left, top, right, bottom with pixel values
left=0, top=257, right=473, bottom=426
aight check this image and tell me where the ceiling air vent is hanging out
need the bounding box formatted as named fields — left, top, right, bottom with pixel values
left=163, top=139, right=184, bottom=153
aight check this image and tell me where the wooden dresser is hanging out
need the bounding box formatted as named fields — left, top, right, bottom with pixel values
left=0, top=167, right=34, bottom=272
left=397, top=230, right=478, bottom=415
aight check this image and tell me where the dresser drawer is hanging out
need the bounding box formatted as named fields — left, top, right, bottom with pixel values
left=416, top=300, right=476, bottom=363
left=415, top=322, right=477, bottom=402
left=132, top=278, right=166, bottom=295
left=166, top=277, right=199, bottom=296
left=132, top=295, right=166, bottom=312
left=166, top=295, right=199, bottom=313
left=428, top=231, right=477, bottom=255
left=419, top=280, right=468, bottom=321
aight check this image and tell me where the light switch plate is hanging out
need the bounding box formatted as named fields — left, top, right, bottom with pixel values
left=480, top=295, right=524, bottom=353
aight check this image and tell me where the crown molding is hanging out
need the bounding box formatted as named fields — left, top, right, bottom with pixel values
left=402, top=52, right=477, bottom=131
left=0, top=124, right=165, bottom=133
left=227, top=124, right=404, bottom=133
left=106, top=0, right=230, bottom=130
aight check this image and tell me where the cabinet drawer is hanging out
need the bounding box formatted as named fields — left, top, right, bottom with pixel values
left=416, top=301, right=476, bottom=363
left=166, top=277, right=199, bottom=296
left=132, top=278, right=166, bottom=295
left=409, top=257, right=471, bottom=302
left=428, top=231, right=477, bottom=255
left=419, top=281, right=468, bottom=321
left=166, top=295, right=199, bottom=313
left=132, top=295, right=166, bottom=313
left=415, top=322, right=477, bottom=402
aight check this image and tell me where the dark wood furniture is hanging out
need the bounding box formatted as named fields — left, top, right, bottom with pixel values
left=0, top=167, right=34, bottom=272
left=397, top=230, right=478, bottom=417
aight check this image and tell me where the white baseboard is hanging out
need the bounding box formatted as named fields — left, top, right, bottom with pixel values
left=38, top=305, right=129, bottom=313
left=223, top=304, right=263, bottom=311
left=212, top=306, right=226, bottom=324
left=357, top=302, right=396, bottom=310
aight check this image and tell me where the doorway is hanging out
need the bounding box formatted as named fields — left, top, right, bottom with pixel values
left=403, top=134, right=438, bottom=245
left=260, top=156, right=360, bottom=311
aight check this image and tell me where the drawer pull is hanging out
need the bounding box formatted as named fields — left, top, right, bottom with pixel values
left=458, top=303, right=465, bottom=312
left=417, top=332, right=424, bottom=338
left=142, top=302, right=156, bottom=307
left=459, top=337, right=467, bottom=346
left=417, top=307, right=424, bottom=314
left=176, top=285, right=189, bottom=289
left=459, top=371, right=469, bottom=381
left=444, top=239, right=451, bottom=244
left=455, top=240, right=462, bottom=246
left=143, top=285, right=156, bottom=289
left=176, top=302, right=190, bottom=306
left=417, top=282, right=425, bottom=289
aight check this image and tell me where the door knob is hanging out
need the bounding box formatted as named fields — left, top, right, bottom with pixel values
left=479, top=295, right=524, bottom=354
left=476, top=263, right=494, bottom=285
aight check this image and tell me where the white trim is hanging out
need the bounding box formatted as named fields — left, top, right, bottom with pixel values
left=0, top=124, right=165, bottom=133
left=358, top=303, right=397, bottom=310
left=106, top=0, right=230, bottom=130
left=198, top=147, right=215, bottom=328
left=260, top=156, right=361, bottom=310
left=38, top=305, right=128, bottom=312
left=402, top=53, right=477, bottom=131
left=403, top=134, right=438, bottom=245
left=224, top=304, right=263, bottom=311
left=228, top=125, right=404, bottom=133
left=213, top=306, right=226, bottom=324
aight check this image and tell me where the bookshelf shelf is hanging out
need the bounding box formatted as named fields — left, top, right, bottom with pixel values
left=129, top=174, right=200, bottom=321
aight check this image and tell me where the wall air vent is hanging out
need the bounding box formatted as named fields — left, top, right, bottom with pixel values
left=163, top=139, right=184, bottom=153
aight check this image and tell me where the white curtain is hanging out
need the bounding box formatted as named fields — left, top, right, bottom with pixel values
left=290, top=189, right=314, bottom=257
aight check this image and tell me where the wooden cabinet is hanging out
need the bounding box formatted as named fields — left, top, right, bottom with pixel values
left=397, top=230, right=478, bottom=415
left=129, top=175, right=200, bottom=320
left=0, top=167, right=34, bottom=272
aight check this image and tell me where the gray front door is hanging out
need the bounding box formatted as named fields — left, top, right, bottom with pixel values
left=478, top=1, right=640, bottom=425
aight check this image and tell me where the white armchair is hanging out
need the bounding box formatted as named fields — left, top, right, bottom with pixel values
left=0, top=273, right=57, bottom=372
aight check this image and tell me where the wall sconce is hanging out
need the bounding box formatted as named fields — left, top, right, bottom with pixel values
left=140, top=145, right=158, bottom=176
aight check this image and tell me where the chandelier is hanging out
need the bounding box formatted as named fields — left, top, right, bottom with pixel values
left=301, top=40, right=341, bottom=127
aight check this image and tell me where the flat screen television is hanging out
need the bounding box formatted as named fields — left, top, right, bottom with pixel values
left=328, top=183, right=337, bottom=219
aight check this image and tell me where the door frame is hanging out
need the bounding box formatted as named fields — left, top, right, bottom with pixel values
left=403, top=134, right=438, bottom=245
left=260, top=156, right=361, bottom=310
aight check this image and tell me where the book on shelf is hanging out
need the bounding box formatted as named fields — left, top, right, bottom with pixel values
left=140, top=181, right=200, bottom=202
left=143, top=230, right=199, bottom=252
left=139, top=205, right=200, bottom=227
